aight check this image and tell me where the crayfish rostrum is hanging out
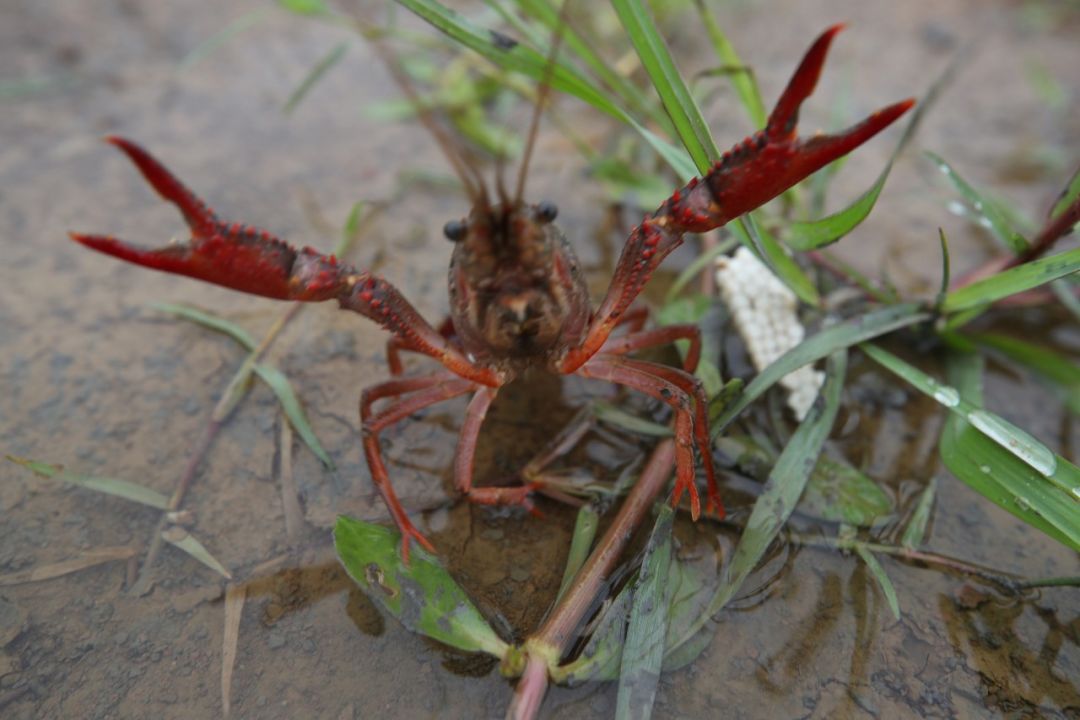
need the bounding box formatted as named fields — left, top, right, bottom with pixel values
left=71, top=25, right=913, bottom=561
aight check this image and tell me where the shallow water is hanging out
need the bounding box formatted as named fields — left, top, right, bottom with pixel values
left=1, top=1, right=1078, bottom=718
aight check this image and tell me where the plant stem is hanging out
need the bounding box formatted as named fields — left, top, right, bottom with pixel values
left=789, top=532, right=1080, bottom=593
left=508, top=439, right=676, bottom=719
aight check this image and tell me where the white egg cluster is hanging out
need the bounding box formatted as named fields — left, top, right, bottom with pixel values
left=715, top=247, right=824, bottom=420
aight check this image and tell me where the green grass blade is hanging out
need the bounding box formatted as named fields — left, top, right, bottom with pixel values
left=667, top=350, right=847, bottom=667
left=334, top=515, right=509, bottom=658
left=742, top=213, right=820, bottom=306
left=863, top=344, right=1080, bottom=549
left=283, top=42, right=349, bottom=115
left=394, top=0, right=696, bottom=180
left=611, top=0, right=719, bottom=173
left=7, top=455, right=170, bottom=509
left=785, top=62, right=942, bottom=251
left=1050, top=163, right=1080, bottom=221
left=161, top=527, right=232, bottom=579
left=153, top=303, right=257, bottom=349
left=253, top=363, right=334, bottom=468
left=505, top=0, right=667, bottom=131
left=942, top=247, right=1080, bottom=313
left=693, top=0, right=765, bottom=127
left=593, top=401, right=672, bottom=437
left=853, top=545, right=900, bottom=620
left=927, top=151, right=1029, bottom=254
left=711, top=303, right=929, bottom=438
left=941, top=352, right=1080, bottom=550
left=556, top=505, right=599, bottom=602
left=178, top=9, right=271, bottom=70
left=615, top=504, right=675, bottom=720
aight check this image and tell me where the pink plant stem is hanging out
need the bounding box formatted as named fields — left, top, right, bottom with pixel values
left=508, top=439, right=676, bottom=719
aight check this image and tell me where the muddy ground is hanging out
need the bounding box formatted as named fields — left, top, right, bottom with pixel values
left=1, top=0, right=1078, bottom=718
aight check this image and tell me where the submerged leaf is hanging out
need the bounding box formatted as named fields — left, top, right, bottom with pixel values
left=900, top=478, right=936, bottom=550
left=334, top=516, right=509, bottom=658
left=800, top=455, right=894, bottom=527
left=616, top=505, right=675, bottom=720
left=854, top=545, right=900, bottom=620
left=926, top=151, right=1029, bottom=254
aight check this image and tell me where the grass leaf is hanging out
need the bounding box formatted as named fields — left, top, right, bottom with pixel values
left=741, top=213, right=820, bottom=306
left=900, top=478, right=936, bottom=550
left=334, top=515, right=509, bottom=658
left=611, top=0, right=719, bottom=173
left=785, top=51, right=945, bottom=251
left=863, top=344, right=1080, bottom=550
left=7, top=455, right=170, bottom=509
left=927, top=151, right=1029, bottom=254
left=667, top=350, right=848, bottom=667
left=162, top=527, right=232, bottom=579
left=0, top=546, right=136, bottom=586
left=154, top=303, right=257, bottom=348
left=693, top=0, right=766, bottom=127
left=853, top=545, right=900, bottom=620
left=283, top=42, right=349, bottom=115
left=253, top=363, right=334, bottom=468
left=711, top=303, right=929, bottom=438
left=556, top=506, right=599, bottom=602
left=615, top=505, right=675, bottom=720
left=942, top=247, right=1080, bottom=314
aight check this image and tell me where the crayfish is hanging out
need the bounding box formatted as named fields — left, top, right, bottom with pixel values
left=71, top=25, right=912, bottom=561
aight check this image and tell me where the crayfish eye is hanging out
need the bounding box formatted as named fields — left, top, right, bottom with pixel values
left=534, top=201, right=558, bottom=224
left=443, top=219, right=468, bottom=242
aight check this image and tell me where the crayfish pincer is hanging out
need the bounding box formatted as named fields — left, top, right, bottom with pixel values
left=71, top=25, right=913, bottom=561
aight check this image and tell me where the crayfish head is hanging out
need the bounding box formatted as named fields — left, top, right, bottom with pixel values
left=446, top=201, right=589, bottom=364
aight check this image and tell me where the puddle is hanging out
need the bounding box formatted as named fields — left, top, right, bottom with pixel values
left=1, top=0, right=1078, bottom=718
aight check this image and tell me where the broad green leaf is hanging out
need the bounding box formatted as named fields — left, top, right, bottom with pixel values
left=611, top=0, right=719, bottom=173
left=863, top=345, right=1080, bottom=550
left=7, top=455, right=169, bottom=509
left=284, top=42, right=348, bottom=115
left=711, top=303, right=929, bottom=437
left=667, top=350, right=847, bottom=667
left=853, top=545, right=900, bottom=620
left=942, top=248, right=1080, bottom=314
left=926, top=151, right=1029, bottom=254
left=900, top=478, right=936, bottom=550
left=800, top=456, right=894, bottom=527
left=161, top=527, right=232, bottom=579
left=616, top=505, right=675, bottom=720
left=334, top=516, right=509, bottom=657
